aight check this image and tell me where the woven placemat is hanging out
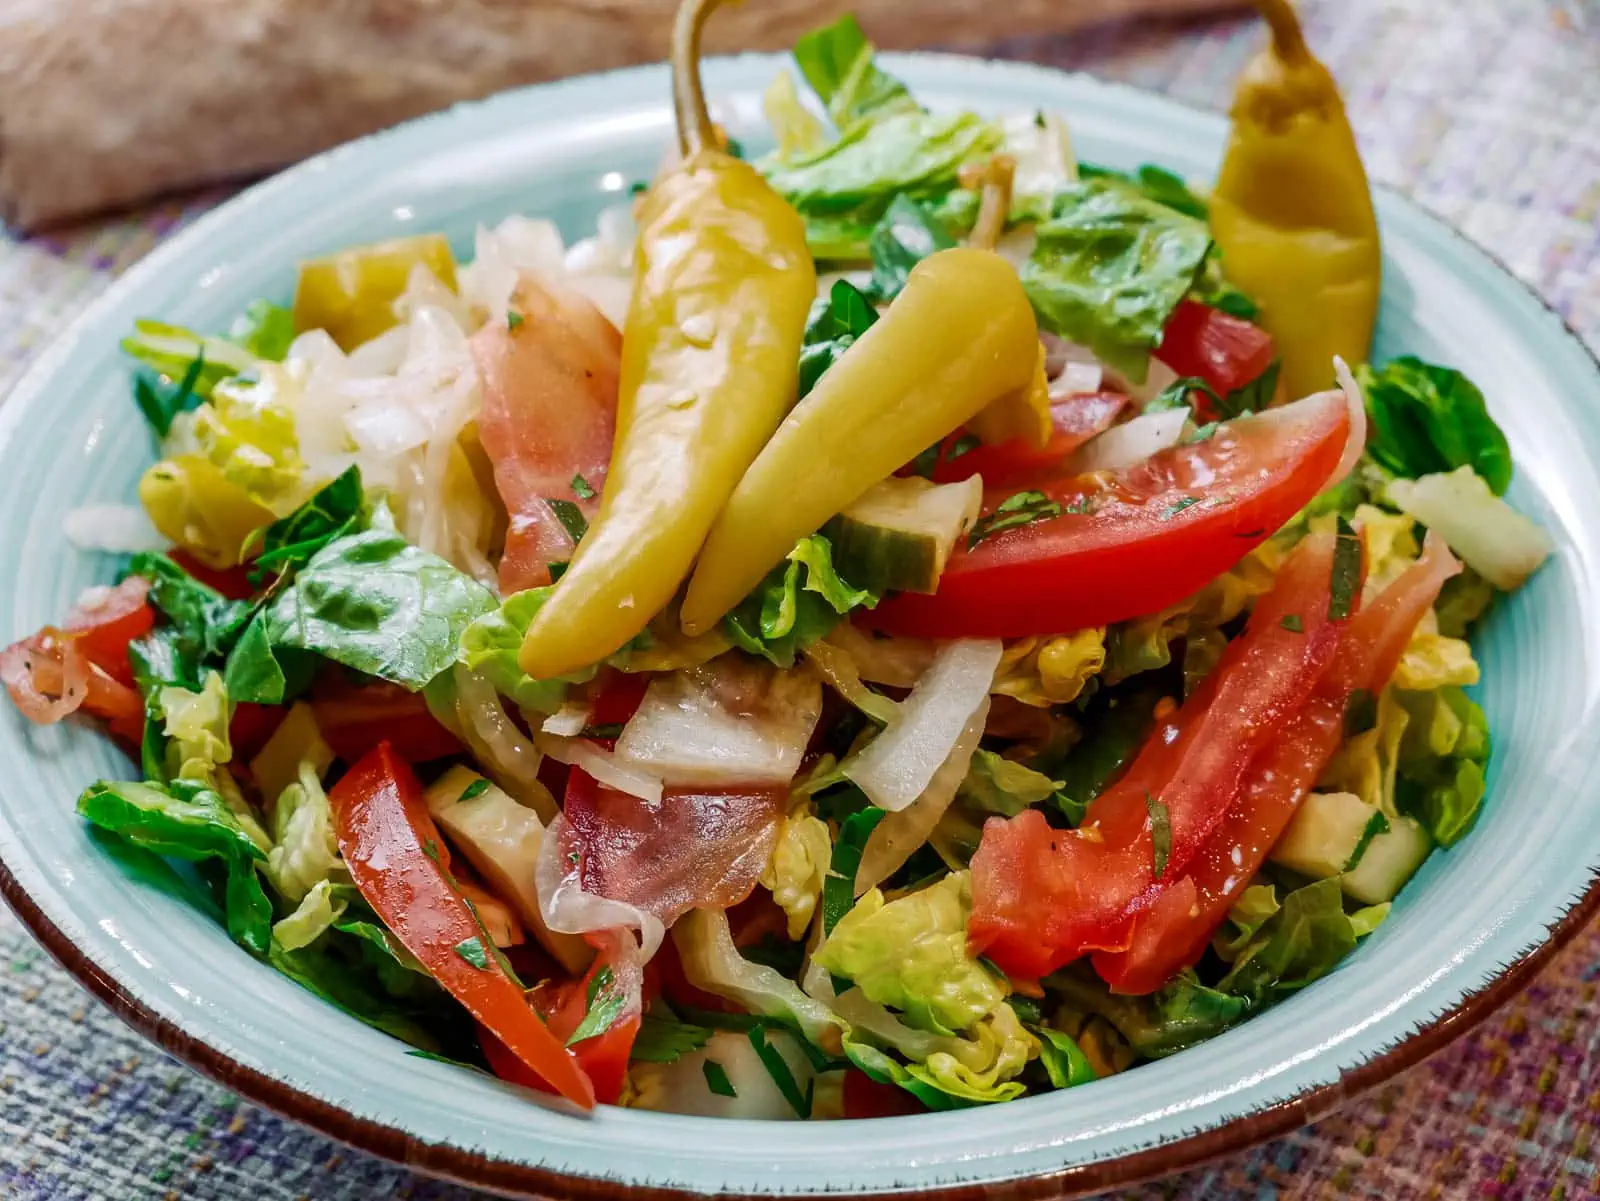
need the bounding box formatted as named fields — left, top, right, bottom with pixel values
left=3, top=1, right=1599, bottom=1197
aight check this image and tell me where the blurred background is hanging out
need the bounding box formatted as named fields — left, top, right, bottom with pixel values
left=1, top=1, right=1599, bottom=1199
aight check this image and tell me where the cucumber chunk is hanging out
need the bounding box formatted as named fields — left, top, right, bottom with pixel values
left=1341, top=816, right=1432, bottom=905
left=1270, top=790, right=1387, bottom=880
left=826, top=475, right=982, bottom=594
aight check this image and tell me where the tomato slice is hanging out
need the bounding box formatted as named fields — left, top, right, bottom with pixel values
left=228, top=702, right=285, bottom=763
left=1155, top=300, right=1277, bottom=404
left=310, top=675, right=462, bottom=765
left=843, top=1068, right=927, bottom=1118
left=930, top=392, right=1128, bottom=489
left=472, top=279, right=620, bottom=594
left=1094, top=536, right=1460, bottom=994
left=871, top=388, right=1351, bottom=640
left=329, top=743, right=595, bottom=1108
left=968, top=532, right=1344, bottom=981
left=482, top=933, right=644, bottom=1105
left=2, top=627, right=145, bottom=744
left=64, top=577, right=155, bottom=686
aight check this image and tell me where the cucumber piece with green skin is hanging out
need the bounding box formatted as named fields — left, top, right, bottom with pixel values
left=825, top=475, right=982, bottom=595
left=1269, top=791, right=1388, bottom=880
left=1340, top=815, right=1432, bottom=905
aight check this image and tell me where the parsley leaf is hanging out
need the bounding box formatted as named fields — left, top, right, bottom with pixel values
left=546, top=499, right=589, bottom=544
left=702, top=1059, right=737, bottom=1098
left=747, top=1026, right=811, bottom=1117
left=1329, top=515, right=1362, bottom=620
left=968, top=490, right=1065, bottom=548
left=1280, top=614, right=1304, bottom=633
left=570, top=473, right=596, bottom=500
left=630, top=1009, right=714, bottom=1064
left=458, top=779, right=490, bottom=802
left=507, top=310, right=525, bottom=331
left=566, top=965, right=628, bottom=1046
left=1146, top=793, right=1171, bottom=881
left=454, top=936, right=491, bottom=970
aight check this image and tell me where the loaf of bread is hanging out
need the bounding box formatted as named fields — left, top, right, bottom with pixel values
left=0, top=0, right=1242, bottom=231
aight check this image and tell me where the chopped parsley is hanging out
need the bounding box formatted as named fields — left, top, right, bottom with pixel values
left=506, top=310, right=525, bottom=331
left=566, top=965, right=628, bottom=1046
left=702, top=1059, right=737, bottom=1098
left=1329, top=515, right=1362, bottom=620
left=571, top=472, right=596, bottom=500
left=1161, top=496, right=1202, bottom=520
left=458, top=778, right=490, bottom=802
left=1182, top=420, right=1220, bottom=445
left=968, top=490, right=1065, bottom=548
left=1280, top=614, right=1304, bottom=633
left=546, top=498, right=589, bottom=544
left=421, top=838, right=443, bottom=864
left=747, top=1026, right=811, bottom=1117
left=1146, top=792, right=1171, bottom=881
left=579, top=722, right=625, bottom=740
left=1344, top=688, right=1378, bottom=736
left=454, top=936, right=492, bottom=970
left=630, top=1009, right=714, bottom=1064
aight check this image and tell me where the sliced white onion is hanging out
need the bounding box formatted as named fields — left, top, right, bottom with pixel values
left=1332, top=355, right=1372, bottom=485
left=541, top=700, right=593, bottom=737
left=613, top=661, right=822, bottom=788
left=1064, top=407, right=1188, bottom=475
left=535, top=814, right=664, bottom=960
left=452, top=665, right=556, bottom=823
left=843, top=639, right=1003, bottom=812
left=63, top=505, right=166, bottom=553
left=536, top=733, right=664, bottom=804
left=1050, top=360, right=1104, bottom=398
left=1385, top=467, right=1552, bottom=591
left=855, top=699, right=988, bottom=893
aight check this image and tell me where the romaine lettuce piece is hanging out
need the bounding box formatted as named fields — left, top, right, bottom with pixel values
left=791, top=13, right=918, bottom=129
left=760, top=811, right=832, bottom=939
left=1357, top=357, right=1513, bottom=495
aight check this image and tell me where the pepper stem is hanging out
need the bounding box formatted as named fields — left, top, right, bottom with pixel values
left=966, top=155, right=1017, bottom=252
left=1254, top=0, right=1309, bottom=62
left=671, top=0, right=723, bottom=157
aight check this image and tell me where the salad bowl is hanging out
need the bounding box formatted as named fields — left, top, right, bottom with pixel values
left=1, top=51, right=1599, bottom=1200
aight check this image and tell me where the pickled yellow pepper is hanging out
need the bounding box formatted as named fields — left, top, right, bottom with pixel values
left=1208, top=0, right=1381, bottom=399
left=680, top=247, right=1039, bottom=635
left=515, top=0, right=816, bottom=680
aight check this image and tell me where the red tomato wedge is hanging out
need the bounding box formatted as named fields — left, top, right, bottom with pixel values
left=167, top=550, right=256, bottom=600
left=843, top=1068, right=927, bottom=1118
left=968, top=532, right=1346, bottom=981
left=1094, top=535, right=1460, bottom=994
left=485, top=933, right=645, bottom=1105
left=64, top=577, right=154, bottom=686
left=871, top=387, right=1352, bottom=640
left=563, top=768, right=785, bottom=923
left=310, top=674, right=462, bottom=765
left=473, top=278, right=620, bottom=595
left=329, top=743, right=595, bottom=1109
left=1155, top=300, right=1277, bottom=404
left=228, top=702, right=285, bottom=763
left=930, top=392, right=1128, bottom=489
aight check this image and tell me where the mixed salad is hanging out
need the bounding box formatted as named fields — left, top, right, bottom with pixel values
left=3, top=0, right=1554, bottom=1119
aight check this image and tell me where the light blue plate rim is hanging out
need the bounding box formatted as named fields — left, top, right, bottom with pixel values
left=1, top=50, right=1598, bottom=1201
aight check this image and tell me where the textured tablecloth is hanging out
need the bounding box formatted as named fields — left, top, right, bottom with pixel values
left=3, top=2, right=1599, bottom=1198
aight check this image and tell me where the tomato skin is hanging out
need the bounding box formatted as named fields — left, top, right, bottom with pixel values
left=65, top=577, right=155, bottom=686
left=871, top=389, right=1349, bottom=640
left=843, top=1068, right=927, bottom=1118
left=310, top=676, right=462, bottom=765
left=1094, top=536, right=1460, bottom=994
left=588, top=669, right=649, bottom=729
left=228, top=702, right=284, bottom=763
left=1155, top=300, right=1277, bottom=404
left=329, top=743, right=595, bottom=1109
left=168, top=550, right=256, bottom=600
left=930, top=392, right=1129, bottom=489
left=969, top=532, right=1345, bottom=981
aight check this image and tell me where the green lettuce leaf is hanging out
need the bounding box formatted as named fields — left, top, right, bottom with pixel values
left=724, top=535, right=878, bottom=669
left=122, top=318, right=257, bottom=400
left=957, top=749, right=1063, bottom=818
left=1041, top=687, right=1163, bottom=825
left=272, top=877, right=348, bottom=951
left=866, top=194, right=957, bottom=303
left=1046, top=966, right=1248, bottom=1058
left=1357, top=357, right=1513, bottom=495
left=457, top=586, right=593, bottom=712
left=228, top=300, right=297, bottom=362
left=77, top=779, right=273, bottom=956
left=1033, top=1026, right=1097, bottom=1090
left=792, top=13, right=918, bottom=129
left=239, top=526, right=495, bottom=700
left=1078, top=161, right=1208, bottom=220
left=1021, top=178, right=1212, bottom=382
left=1216, top=877, right=1379, bottom=1006
left=128, top=552, right=254, bottom=662
left=763, top=110, right=1003, bottom=260
left=799, top=279, right=880, bottom=399
left=249, top=465, right=366, bottom=579
left=814, top=873, right=1000, bottom=1036
left=1393, top=686, right=1491, bottom=847
left=266, top=760, right=344, bottom=902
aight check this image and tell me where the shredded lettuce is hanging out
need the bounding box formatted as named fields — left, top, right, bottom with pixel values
left=759, top=811, right=832, bottom=939
left=1384, top=467, right=1551, bottom=592
left=228, top=301, right=297, bottom=362
left=1217, top=877, right=1385, bottom=1006
left=956, top=750, right=1062, bottom=818
left=1393, top=686, right=1491, bottom=847
left=762, top=70, right=828, bottom=163
left=266, top=760, right=344, bottom=903
left=1046, top=966, right=1247, bottom=1058
left=991, top=628, right=1106, bottom=707
left=458, top=587, right=574, bottom=712
left=1021, top=178, right=1212, bottom=383
left=121, top=318, right=257, bottom=400
left=866, top=194, right=957, bottom=303
left=272, top=878, right=348, bottom=951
